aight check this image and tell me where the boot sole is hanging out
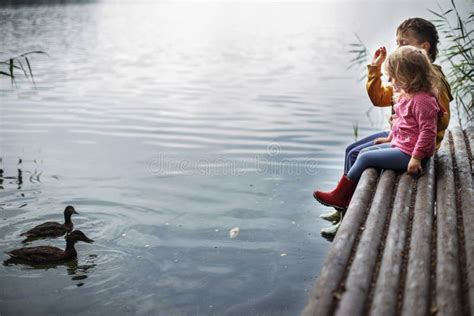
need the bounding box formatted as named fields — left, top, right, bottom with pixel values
left=320, top=212, right=342, bottom=224
left=313, top=191, right=347, bottom=212
left=320, top=216, right=341, bottom=224
left=320, top=230, right=336, bottom=241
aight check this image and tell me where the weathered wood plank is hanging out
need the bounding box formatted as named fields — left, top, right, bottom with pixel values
left=302, top=168, right=379, bottom=316
left=451, top=126, right=474, bottom=315
left=304, top=128, right=474, bottom=316
left=467, top=125, right=474, bottom=173
left=402, top=158, right=436, bottom=316
left=335, top=170, right=398, bottom=316
left=369, top=173, right=415, bottom=316
left=435, top=132, right=462, bottom=315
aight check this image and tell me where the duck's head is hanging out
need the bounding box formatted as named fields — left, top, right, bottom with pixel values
left=66, top=230, right=94, bottom=244
left=64, top=205, right=79, bottom=216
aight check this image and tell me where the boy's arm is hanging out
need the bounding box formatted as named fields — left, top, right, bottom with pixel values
left=434, top=66, right=452, bottom=132
left=366, top=64, right=394, bottom=107
left=437, top=92, right=450, bottom=131
left=374, top=132, right=392, bottom=144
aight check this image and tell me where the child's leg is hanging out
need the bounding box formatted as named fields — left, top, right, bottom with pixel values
left=344, top=131, right=390, bottom=174
left=358, top=142, right=393, bottom=155
left=347, top=146, right=411, bottom=182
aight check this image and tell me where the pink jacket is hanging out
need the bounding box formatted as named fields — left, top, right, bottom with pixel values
left=390, top=92, right=443, bottom=159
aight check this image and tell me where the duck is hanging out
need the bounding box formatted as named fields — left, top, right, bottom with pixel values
left=5, top=230, right=94, bottom=265
left=20, top=206, right=78, bottom=242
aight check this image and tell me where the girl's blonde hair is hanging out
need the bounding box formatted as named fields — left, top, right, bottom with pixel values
left=384, top=45, right=439, bottom=97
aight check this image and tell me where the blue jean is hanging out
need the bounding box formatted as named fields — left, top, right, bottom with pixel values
left=346, top=143, right=413, bottom=182
left=344, top=131, right=390, bottom=174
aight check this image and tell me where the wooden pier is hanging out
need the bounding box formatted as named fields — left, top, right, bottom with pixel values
left=303, top=126, right=474, bottom=316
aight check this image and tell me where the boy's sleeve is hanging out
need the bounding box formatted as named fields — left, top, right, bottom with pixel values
left=366, top=65, right=394, bottom=107
left=435, top=67, right=453, bottom=132
left=437, top=90, right=451, bottom=132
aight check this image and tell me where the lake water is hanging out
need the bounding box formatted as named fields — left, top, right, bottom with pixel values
left=0, top=1, right=457, bottom=315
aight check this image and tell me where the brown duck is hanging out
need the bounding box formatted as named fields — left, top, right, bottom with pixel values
left=20, top=206, right=78, bottom=241
left=6, top=230, right=94, bottom=265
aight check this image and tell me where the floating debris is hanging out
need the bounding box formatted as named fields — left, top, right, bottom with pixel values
left=229, top=227, right=240, bottom=239
left=280, top=253, right=287, bottom=257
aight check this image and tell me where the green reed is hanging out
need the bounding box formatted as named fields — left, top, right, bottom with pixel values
left=352, top=121, right=359, bottom=140
left=347, top=33, right=369, bottom=82
left=0, top=51, right=48, bottom=86
left=429, top=0, right=473, bottom=126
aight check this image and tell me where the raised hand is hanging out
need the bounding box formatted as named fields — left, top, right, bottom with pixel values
left=371, top=46, right=387, bottom=67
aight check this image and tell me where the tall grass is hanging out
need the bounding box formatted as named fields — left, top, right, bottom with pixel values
left=0, top=51, right=48, bottom=86
left=352, top=121, right=359, bottom=140
left=347, top=33, right=369, bottom=82
left=429, top=0, right=473, bottom=127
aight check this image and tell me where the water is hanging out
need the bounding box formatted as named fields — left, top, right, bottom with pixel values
left=0, top=1, right=454, bottom=315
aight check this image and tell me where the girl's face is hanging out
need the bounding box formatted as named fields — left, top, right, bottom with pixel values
left=390, top=77, right=402, bottom=93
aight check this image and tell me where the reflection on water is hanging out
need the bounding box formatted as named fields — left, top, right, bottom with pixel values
left=66, top=256, right=97, bottom=286
left=0, top=0, right=98, bottom=6
left=0, top=0, right=448, bottom=315
left=4, top=256, right=97, bottom=288
left=3, top=255, right=97, bottom=287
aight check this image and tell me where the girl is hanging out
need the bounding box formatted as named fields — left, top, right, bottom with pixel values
left=319, top=18, right=452, bottom=224
left=314, top=45, right=443, bottom=211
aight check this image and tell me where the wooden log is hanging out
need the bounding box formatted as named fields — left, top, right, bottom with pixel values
left=451, top=127, right=474, bottom=315
left=402, top=158, right=435, bottom=316
left=466, top=125, right=474, bottom=173
left=435, top=132, right=462, bottom=315
left=369, top=173, right=415, bottom=316
left=335, top=170, right=398, bottom=316
left=302, top=168, right=379, bottom=316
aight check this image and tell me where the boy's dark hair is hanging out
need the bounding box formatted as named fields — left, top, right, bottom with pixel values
left=397, top=18, right=439, bottom=62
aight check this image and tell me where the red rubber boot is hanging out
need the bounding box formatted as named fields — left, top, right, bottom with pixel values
left=313, top=175, right=357, bottom=210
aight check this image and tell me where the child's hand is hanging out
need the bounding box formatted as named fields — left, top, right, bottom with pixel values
left=374, top=137, right=390, bottom=144
left=388, top=114, right=397, bottom=127
left=407, top=157, right=423, bottom=175
left=371, top=47, right=387, bottom=66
